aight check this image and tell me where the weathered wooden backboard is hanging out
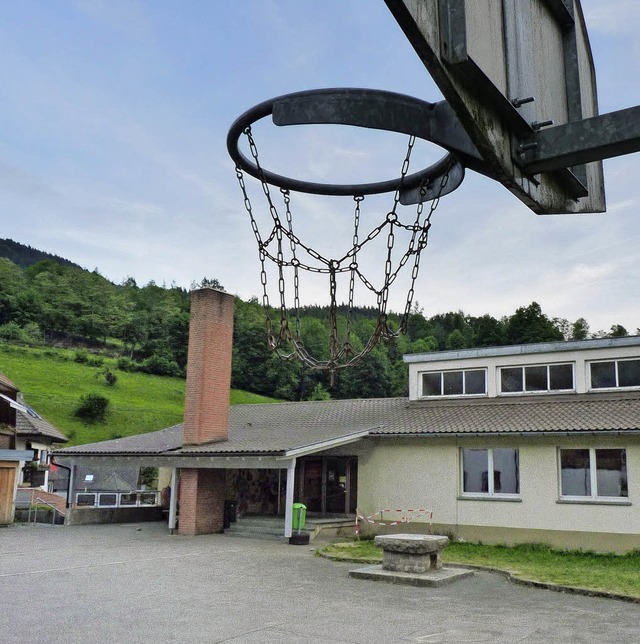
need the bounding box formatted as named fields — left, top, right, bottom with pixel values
left=385, top=0, right=605, bottom=214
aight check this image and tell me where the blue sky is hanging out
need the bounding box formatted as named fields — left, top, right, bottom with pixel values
left=1, top=0, right=639, bottom=334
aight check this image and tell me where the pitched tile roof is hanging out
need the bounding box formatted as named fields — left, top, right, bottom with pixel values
left=16, top=410, right=69, bottom=443
left=56, top=391, right=640, bottom=457
left=0, top=372, right=18, bottom=392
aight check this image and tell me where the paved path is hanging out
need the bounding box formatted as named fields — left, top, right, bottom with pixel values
left=1, top=522, right=638, bottom=643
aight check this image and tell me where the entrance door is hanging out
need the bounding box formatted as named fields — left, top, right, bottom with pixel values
left=0, top=463, right=17, bottom=525
left=301, top=459, right=323, bottom=512
left=299, top=457, right=357, bottom=515
left=325, top=458, right=347, bottom=513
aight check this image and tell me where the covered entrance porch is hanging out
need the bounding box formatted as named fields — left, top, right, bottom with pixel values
left=59, top=450, right=360, bottom=540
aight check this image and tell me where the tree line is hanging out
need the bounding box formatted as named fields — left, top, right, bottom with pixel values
left=0, top=256, right=635, bottom=401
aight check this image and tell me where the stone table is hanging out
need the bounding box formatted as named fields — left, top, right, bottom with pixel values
left=374, top=534, right=449, bottom=573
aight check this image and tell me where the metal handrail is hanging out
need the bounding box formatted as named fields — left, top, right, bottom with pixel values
left=33, top=497, right=65, bottom=525
left=74, top=490, right=161, bottom=508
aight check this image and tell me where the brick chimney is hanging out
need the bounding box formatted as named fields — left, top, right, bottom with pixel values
left=182, top=288, right=234, bottom=446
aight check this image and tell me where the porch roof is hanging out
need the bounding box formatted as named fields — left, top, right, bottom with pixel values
left=55, top=391, right=640, bottom=459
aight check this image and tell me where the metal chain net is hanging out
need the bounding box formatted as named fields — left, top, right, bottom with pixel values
left=234, top=126, right=451, bottom=372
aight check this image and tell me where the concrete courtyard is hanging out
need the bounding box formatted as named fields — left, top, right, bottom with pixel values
left=1, top=522, right=638, bottom=643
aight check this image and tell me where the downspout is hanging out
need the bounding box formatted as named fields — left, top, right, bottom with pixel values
left=50, top=456, right=72, bottom=509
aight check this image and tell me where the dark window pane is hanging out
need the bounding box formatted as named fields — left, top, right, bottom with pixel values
left=76, top=493, right=96, bottom=507
left=591, top=362, right=616, bottom=389
left=422, top=373, right=441, bottom=396
left=463, top=449, right=488, bottom=493
left=98, top=494, right=117, bottom=507
left=618, top=360, right=640, bottom=388
left=561, top=449, right=591, bottom=496
left=443, top=371, right=463, bottom=395
left=493, top=449, right=519, bottom=494
left=525, top=366, right=548, bottom=391
left=550, top=364, right=573, bottom=390
left=465, top=370, right=486, bottom=395
left=596, top=449, right=628, bottom=497
left=501, top=368, right=523, bottom=393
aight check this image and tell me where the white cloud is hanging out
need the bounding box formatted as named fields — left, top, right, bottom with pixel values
left=582, top=0, right=640, bottom=35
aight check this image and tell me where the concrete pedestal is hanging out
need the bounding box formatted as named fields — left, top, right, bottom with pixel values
left=376, top=534, right=448, bottom=572
left=350, top=533, right=474, bottom=588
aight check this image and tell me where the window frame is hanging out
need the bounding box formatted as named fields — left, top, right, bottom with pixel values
left=557, top=447, right=630, bottom=503
left=459, top=447, right=521, bottom=500
left=499, top=362, right=574, bottom=396
left=420, top=368, right=487, bottom=398
left=588, top=358, right=640, bottom=391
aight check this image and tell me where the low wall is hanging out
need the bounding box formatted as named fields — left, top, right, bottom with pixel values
left=14, top=509, right=65, bottom=525
left=66, top=506, right=163, bottom=526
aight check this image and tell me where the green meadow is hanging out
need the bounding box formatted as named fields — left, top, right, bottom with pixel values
left=0, top=343, right=278, bottom=446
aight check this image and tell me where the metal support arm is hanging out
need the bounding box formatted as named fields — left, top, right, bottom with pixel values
left=520, top=106, right=640, bottom=174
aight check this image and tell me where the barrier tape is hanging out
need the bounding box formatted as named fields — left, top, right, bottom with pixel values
left=355, top=508, right=433, bottom=530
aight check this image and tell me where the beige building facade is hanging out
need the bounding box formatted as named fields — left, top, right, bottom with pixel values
left=57, top=335, right=640, bottom=553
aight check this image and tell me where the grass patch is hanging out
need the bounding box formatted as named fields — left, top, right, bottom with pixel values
left=0, top=343, right=279, bottom=446
left=320, top=539, right=640, bottom=599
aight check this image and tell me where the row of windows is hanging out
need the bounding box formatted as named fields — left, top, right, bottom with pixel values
left=462, top=448, right=628, bottom=500
left=421, top=358, right=640, bottom=398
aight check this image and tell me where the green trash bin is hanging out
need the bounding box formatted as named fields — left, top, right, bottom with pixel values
left=292, top=503, right=307, bottom=531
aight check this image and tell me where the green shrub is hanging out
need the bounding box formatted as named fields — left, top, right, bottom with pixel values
left=22, top=322, right=43, bottom=346
left=0, top=322, right=26, bottom=343
left=73, top=393, right=110, bottom=423
left=74, top=349, right=89, bottom=364
left=116, top=356, right=138, bottom=372
left=86, top=355, right=104, bottom=368
left=103, top=368, right=117, bottom=386
left=141, top=354, right=181, bottom=377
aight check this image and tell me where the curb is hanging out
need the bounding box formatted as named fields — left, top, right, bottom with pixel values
left=318, top=548, right=640, bottom=604
left=446, top=562, right=640, bottom=605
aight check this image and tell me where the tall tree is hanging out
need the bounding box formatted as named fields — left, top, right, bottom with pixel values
left=571, top=317, right=590, bottom=340
left=609, top=324, right=628, bottom=337
left=505, top=302, right=564, bottom=344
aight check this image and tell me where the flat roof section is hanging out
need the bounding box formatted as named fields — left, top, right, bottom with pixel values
left=404, top=336, right=640, bottom=364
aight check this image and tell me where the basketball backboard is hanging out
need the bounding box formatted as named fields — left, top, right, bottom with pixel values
left=385, top=0, right=605, bottom=214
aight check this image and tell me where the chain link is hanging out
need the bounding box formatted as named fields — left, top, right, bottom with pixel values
left=232, top=127, right=452, bottom=372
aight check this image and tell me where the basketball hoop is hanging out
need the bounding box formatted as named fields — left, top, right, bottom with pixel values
left=227, top=89, right=467, bottom=372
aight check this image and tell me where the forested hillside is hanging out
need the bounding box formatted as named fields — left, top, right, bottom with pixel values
left=0, top=252, right=635, bottom=402
left=0, top=238, right=82, bottom=270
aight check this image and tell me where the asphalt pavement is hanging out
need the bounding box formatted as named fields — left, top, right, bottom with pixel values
left=1, top=522, right=638, bottom=643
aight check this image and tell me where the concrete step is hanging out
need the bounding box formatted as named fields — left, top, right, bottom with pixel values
left=225, top=514, right=356, bottom=541
left=225, top=516, right=287, bottom=541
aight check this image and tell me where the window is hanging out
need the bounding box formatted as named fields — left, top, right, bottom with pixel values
left=500, top=363, right=573, bottom=394
left=461, top=448, right=520, bottom=496
left=590, top=359, right=640, bottom=390
left=559, top=448, right=628, bottom=499
left=422, top=369, right=486, bottom=397
left=98, top=493, right=118, bottom=507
